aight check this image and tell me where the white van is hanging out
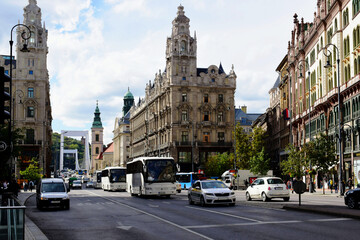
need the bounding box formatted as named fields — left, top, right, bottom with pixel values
left=36, top=178, right=70, bottom=210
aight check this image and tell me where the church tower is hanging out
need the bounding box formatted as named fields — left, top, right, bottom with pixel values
left=165, top=5, right=197, bottom=84
left=91, top=101, right=103, bottom=172
left=12, top=0, right=52, bottom=177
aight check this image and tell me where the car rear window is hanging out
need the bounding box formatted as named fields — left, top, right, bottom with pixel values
left=267, top=178, right=284, bottom=184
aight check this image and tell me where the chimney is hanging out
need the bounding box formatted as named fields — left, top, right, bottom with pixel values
left=241, top=105, right=247, bottom=113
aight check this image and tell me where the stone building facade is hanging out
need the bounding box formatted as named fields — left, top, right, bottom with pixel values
left=285, top=0, right=360, bottom=186
left=113, top=89, right=134, bottom=167
left=0, top=0, right=52, bottom=177
left=129, top=6, right=236, bottom=172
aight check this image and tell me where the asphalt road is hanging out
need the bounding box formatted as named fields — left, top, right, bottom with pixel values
left=25, top=189, right=360, bottom=240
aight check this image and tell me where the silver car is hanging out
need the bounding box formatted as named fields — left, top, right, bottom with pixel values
left=188, top=180, right=236, bottom=206
left=36, top=178, right=70, bottom=210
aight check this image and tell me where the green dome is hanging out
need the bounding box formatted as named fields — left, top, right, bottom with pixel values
left=124, top=88, right=134, bottom=100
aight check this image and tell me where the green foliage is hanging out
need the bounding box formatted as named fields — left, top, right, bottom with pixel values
left=281, top=144, right=306, bottom=179
left=19, top=158, right=43, bottom=181
left=249, top=147, right=270, bottom=175
left=303, top=133, right=336, bottom=174
left=234, top=125, right=251, bottom=169
left=205, top=152, right=234, bottom=177
left=51, top=132, right=86, bottom=167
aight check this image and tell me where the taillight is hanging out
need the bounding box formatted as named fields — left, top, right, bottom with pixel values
left=268, top=187, right=271, bottom=190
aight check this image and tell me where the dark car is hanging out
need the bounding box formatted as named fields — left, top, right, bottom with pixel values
left=344, top=184, right=360, bottom=209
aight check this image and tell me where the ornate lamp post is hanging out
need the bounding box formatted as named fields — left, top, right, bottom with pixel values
left=324, top=43, right=343, bottom=195
left=8, top=24, right=31, bottom=174
left=297, top=59, right=313, bottom=193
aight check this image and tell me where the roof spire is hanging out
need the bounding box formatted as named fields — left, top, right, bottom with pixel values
left=92, top=101, right=103, bottom=128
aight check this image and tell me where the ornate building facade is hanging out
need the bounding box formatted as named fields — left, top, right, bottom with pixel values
left=129, top=6, right=236, bottom=172
left=113, top=89, right=134, bottom=167
left=282, top=0, right=360, bottom=186
left=0, top=0, right=52, bottom=177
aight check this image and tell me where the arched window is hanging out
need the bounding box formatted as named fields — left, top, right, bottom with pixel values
left=335, top=19, right=338, bottom=31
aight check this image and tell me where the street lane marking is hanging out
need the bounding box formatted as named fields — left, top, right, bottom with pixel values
left=184, top=218, right=351, bottom=229
left=86, top=190, right=214, bottom=240
left=186, top=206, right=260, bottom=222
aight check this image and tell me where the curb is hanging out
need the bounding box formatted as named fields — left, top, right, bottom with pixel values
left=19, top=193, right=49, bottom=240
left=283, top=205, right=360, bottom=220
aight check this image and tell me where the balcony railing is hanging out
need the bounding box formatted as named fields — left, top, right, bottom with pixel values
left=0, top=194, right=25, bottom=240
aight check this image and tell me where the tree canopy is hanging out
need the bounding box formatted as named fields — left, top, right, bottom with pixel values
left=19, top=158, right=43, bottom=181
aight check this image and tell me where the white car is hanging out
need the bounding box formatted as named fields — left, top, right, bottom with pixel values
left=188, top=180, right=236, bottom=206
left=245, top=177, right=290, bottom=202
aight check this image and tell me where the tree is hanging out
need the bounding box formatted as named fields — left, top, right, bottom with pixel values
left=19, top=158, right=43, bottom=181
left=281, top=144, right=307, bottom=179
left=234, top=125, right=251, bottom=169
left=303, top=133, right=336, bottom=193
left=205, top=152, right=234, bottom=177
left=249, top=147, right=270, bottom=175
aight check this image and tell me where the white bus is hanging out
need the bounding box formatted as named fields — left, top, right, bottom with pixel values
left=94, top=170, right=102, bottom=189
left=126, top=157, right=177, bottom=197
left=101, top=167, right=126, bottom=191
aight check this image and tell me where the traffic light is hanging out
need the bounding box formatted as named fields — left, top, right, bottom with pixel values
left=0, top=66, right=11, bottom=124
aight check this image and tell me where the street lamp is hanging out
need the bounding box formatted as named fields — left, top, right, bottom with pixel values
left=323, top=43, right=343, bottom=195
left=12, top=89, right=24, bottom=127
left=297, top=59, right=314, bottom=193
left=8, top=24, right=31, bottom=175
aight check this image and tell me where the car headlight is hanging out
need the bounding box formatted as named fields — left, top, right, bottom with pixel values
left=62, top=196, right=69, bottom=200
left=231, top=192, right=235, bottom=195
left=40, top=197, right=48, bottom=200
left=205, top=193, right=214, bottom=196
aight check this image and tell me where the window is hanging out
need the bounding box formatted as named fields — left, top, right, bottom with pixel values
left=343, top=8, right=349, bottom=27
left=218, top=132, right=224, bottom=143
left=182, top=93, right=187, bottom=102
left=203, top=94, right=209, bottom=103
left=29, top=70, right=33, bottom=75
left=95, top=147, right=99, bottom=154
left=96, top=134, right=99, bottom=142
left=180, top=40, right=187, bottom=53
left=203, top=132, right=210, bottom=142
left=5, top=70, right=8, bottom=75
left=26, top=129, right=35, bottom=144
left=182, top=76, right=186, bottom=81
left=181, top=131, right=188, bottom=142
left=203, top=111, right=209, bottom=121
left=181, top=110, right=188, bottom=122
left=218, top=94, right=223, bottom=103
left=27, top=106, right=34, bottom=117
left=310, top=50, right=316, bottom=65
left=28, top=87, right=34, bottom=98
left=217, top=112, right=223, bottom=122
left=211, top=78, right=215, bottom=82
left=353, top=0, right=360, bottom=17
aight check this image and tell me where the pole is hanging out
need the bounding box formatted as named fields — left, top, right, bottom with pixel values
left=191, top=121, right=194, bottom=172
left=337, top=57, right=343, bottom=196
left=308, top=67, right=313, bottom=193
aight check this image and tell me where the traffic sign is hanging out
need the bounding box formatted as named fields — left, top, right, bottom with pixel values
left=0, top=141, right=7, bottom=152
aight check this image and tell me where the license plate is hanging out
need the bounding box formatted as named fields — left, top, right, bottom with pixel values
left=159, top=192, right=166, bottom=195
left=275, top=187, right=283, bottom=190
left=51, top=201, right=60, bottom=203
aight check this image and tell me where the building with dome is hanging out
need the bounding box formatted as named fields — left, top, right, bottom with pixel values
left=113, top=88, right=134, bottom=167
left=129, top=6, right=236, bottom=172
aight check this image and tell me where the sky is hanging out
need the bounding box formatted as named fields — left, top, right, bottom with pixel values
left=0, top=0, right=317, bottom=144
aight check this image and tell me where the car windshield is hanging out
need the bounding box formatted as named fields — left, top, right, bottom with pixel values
left=267, top=178, right=284, bottom=184
left=201, top=181, right=228, bottom=189
left=42, top=183, right=65, bottom=192
left=73, top=180, right=81, bottom=184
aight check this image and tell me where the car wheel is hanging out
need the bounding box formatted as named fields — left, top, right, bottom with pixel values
left=245, top=192, right=252, bottom=201
left=37, top=200, right=42, bottom=210
left=229, top=202, right=235, bottom=206
left=347, top=196, right=358, bottom=209
left=188, top=195, right=194, bottom=205
left=262, top=192, right=269, bottom=202
left=177, top=190, right=181, bottom=193
left=200, top=196, right=206, bottom=207
left=283, top=197, right=290, bottom=202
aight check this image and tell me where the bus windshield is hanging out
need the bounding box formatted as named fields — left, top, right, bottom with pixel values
left=176, top=174, right=190, bottom=183
left=146, top=160, right=175, bottom=183
left=110, top=169, right=126, bottom=182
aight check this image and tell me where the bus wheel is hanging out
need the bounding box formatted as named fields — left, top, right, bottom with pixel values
left=130, top=187, right=136, bottom=196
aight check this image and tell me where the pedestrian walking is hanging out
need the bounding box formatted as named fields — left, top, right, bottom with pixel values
left=347, top=178, right=353, bottom=190
left=334, top=180, right=338, bottom=193
left=329, top=179, right=333, bottom=193
left=29, top=180, right=34, bottom=192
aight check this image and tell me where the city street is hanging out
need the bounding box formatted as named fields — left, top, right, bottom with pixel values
left=25, top=189, right=360, bottom=240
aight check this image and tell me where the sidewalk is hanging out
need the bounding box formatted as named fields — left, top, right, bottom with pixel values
left=284, top=189, right=360, bottom=219
left=17, top=190, right=48, bottom=240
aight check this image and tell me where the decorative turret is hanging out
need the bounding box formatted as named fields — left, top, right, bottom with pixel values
left=123, top=87, right=134, bottom=116
left=92, top=101, right=103, bottom=128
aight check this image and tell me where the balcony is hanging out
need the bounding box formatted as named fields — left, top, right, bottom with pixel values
left=217, top=121, right=226, bottom=127
left=197, top=141, right=232, bottom=147
left=174, top=141, right=192, bottom=146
